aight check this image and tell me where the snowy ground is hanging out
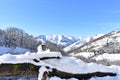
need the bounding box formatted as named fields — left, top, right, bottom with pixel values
left=93, top=53, right=120, bottom=61
left=73, top=52, right=120, bottom=62
left=71, top=52, right=95, bottom=58
left=0, top=46, right=30, bottom=55
left=0, top=45, right=120, bottom=80
left=0, top=51, right=120, bottom=80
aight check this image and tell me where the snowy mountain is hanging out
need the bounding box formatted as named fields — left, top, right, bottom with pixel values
left=63, top=34, right=104, bottom=54
left=37, top=35, right=104, bottom=53
left=37, top=35, right=81, bottom=48
left=68, top=29, right=120, bottom=54
left=63, top=37, right=92, bottom=53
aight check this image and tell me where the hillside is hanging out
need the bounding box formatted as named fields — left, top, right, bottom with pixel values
left=63, top=37, right=92, bottom=53
left=0, top=27, right=40, bottom=53
left=66, top=29, right=120, bottom=54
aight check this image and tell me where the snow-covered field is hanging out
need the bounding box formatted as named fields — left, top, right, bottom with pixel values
left=0, top=45, right=120, bottom=80
left=0, top=46, right=30, bottom=55
left=73, top=52, right=120, bottom=62
left=0, top=50, right=120, bottom=80
left=71, top=52, right=95, bottom=58
left=93, top=53, right=120, bottom=61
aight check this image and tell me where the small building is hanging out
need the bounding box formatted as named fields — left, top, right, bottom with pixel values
left=37, top=44, right=47, bottom=52
left=41, top=44, right=47, bottom=51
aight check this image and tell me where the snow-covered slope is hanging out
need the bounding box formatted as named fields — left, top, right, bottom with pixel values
left=81, top=29, right=120, bottom=53
left=63, top=37, right=91, bottom=52
left=68, top=29, right=120, bottom=54
left=37, top=35, right=81, bottom=48
left=72, top=51, right=120, bottom=61
left=63, top=34, right=104, bottom=54
left=93, top=53, right=120, bottom=61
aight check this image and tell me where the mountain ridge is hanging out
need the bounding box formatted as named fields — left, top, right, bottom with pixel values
left=67, top=29, right=120, bottom=54
left=37, top=35, right=83, bottom=48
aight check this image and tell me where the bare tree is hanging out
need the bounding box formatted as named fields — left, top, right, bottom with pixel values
left=0, top=27, right=39, bottom=52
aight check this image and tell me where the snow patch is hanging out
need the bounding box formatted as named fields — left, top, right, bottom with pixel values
left=38, top=66, right=48, bottom=80
left=0, top=46, right=30, bottom=55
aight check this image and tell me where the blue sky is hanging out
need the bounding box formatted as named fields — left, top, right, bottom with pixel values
left=0, top=0, right=120, bottom=37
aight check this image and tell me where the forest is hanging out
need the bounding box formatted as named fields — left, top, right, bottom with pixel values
left=0, top=27, right=40, bottom=52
